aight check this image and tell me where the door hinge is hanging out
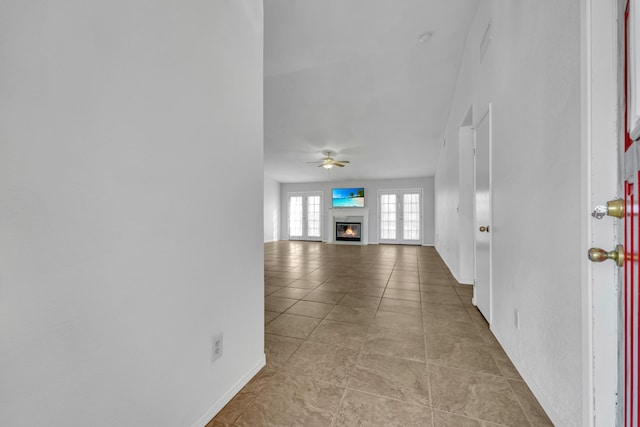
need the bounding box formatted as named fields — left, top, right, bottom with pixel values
left=473, top=148, right=476, bottom=156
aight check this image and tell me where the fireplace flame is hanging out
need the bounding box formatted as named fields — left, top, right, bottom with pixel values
left=344, top=227, right=355, bottom=236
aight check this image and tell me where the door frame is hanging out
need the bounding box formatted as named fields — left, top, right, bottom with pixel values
left=377, top=189, right=424, bottom=245
left=580, top=0, right=620, bottom=425
left=459, top=123, right=476, bottom=285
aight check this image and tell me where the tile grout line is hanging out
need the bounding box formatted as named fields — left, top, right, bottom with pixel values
left=418, top=256, right=438, bottom=427
left=505, top=374, right=536, bottom=427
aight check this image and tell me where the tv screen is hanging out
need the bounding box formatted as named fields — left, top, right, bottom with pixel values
left=332, top=187, right=365, bottom=208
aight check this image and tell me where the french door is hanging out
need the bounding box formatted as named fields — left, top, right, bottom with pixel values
left=287, top=192, right=322, bottom=241
left=589, top=2, right=640, bottom=424
left=378, top=190, right=422, bottom=245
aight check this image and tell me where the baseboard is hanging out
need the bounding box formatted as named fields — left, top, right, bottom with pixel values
left=490, top=330, right=561, bottom=427
left=433, top=247, right=457, bottom=279
left=191, top=354, right=266, bottom=427
left=421, top=243, right=435, bottom=247
left=432, top=247, right=475, bottom=285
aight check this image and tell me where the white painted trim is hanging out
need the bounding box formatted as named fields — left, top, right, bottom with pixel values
left=434, top=246, right=466, bottom=284
left=490, top=328, right=563, bottom=425
left=580, top=2, right=594, bottom=423
left=191, top=355, right=266, bottom=427
left=580, top=0, right=620, bottom=425
left=458, top=123, right=475, bottom=286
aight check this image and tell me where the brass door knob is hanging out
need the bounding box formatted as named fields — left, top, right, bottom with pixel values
left=588, top=245, right=624, bottom=267
left=479, top=226, right=490, bottom=232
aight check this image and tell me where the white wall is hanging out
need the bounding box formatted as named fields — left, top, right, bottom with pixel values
left=280, top=177, right=434, bottom=245
left=264, top=175, right=281, bottom=242
left=434, top=1, right=583, bottom=425
left=434, top=3, right=492, bottom=284
left=0, top=2, right=265, bottom=426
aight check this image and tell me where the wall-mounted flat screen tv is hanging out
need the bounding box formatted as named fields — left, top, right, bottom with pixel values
left=332, top=187, right=365, bottom=208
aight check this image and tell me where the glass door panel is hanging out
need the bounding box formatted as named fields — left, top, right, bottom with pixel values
left=288, top=196, right=303, bottom=239
left=307, top=195, right=321, bottom=238
left=380, top=194, right=398, bottom=242
left=402, top=193, right=421, bottom=242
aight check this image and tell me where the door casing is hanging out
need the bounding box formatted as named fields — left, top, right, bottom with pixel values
left=580, top=0, right=620, bottom=424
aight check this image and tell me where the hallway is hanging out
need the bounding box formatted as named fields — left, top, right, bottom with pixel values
left=210, top=241, right=552, bottom=426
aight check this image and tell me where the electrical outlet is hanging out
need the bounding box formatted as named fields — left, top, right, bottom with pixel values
left=213, top=333, right=223, bottom=362
left=514, top=310, right=520, bottom=329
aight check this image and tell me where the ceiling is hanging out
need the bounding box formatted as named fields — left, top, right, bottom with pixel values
left=264, top=0, right=479, bottom=183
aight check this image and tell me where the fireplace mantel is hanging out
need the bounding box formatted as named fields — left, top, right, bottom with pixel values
left=327, top=208, right=368, bottom=245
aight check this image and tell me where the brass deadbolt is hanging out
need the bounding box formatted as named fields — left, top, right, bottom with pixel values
left=479, top=226, right=490, bottom=232
left=588, top=244, right=624, bottom=267
left=606, top=199, right=625, bottom=218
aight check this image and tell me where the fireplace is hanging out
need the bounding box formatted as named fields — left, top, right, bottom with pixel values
left=336, top=222, right=362, bottom=242
left=329, top=209, right=368, bottom=245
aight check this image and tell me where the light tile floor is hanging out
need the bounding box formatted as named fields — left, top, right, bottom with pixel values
left=210, top=241, right=553, bottom=427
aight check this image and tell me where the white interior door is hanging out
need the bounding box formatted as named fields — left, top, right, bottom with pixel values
left=379, top=190, right=422, bottom=245
left=288, top=192, right=322, bottom=241
left=474, top=106, right=492, bottom=322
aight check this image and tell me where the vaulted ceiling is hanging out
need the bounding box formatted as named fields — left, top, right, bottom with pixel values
left=264, top=0, right=479, bottom=183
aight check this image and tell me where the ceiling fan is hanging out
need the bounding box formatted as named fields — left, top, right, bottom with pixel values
left=307, top=151, right=351, bottom=169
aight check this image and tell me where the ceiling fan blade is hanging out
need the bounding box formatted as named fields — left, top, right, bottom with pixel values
left=306, top=161, right=322, bottom=164
left=333, top=163, right=345, bottom=167
left=317, top=164, right=325, bottom=167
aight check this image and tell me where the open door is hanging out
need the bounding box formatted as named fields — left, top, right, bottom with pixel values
left=474, top=105, right=492, bottom=322
left=623, top=3, right=640, bottom=424
left=587, top=1, right=638, bottom=424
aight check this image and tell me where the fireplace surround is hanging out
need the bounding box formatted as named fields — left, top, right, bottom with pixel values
left=327, top=207, right=368, bottom=245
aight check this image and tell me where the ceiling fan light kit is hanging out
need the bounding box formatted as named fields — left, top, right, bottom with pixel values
left=308, top=151, right=351, bottom=170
